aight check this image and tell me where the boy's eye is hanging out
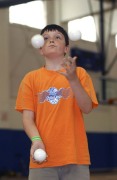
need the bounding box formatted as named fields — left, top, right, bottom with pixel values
left=56, top=36, right=61, bottom=39
left=44, top=37, right=48, bottom=41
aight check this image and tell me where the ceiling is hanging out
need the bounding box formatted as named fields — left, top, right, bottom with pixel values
left=0, top=0, right=35, bottom=7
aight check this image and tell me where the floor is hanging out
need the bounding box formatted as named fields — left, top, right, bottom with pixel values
left=91, top=171, right=117, bottom=180
left=0, top=171, right=117, bottom=180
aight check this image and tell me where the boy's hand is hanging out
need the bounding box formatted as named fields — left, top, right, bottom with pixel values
left=58, top=56, right=78, bottom=81
left=30, top=140, right=47, bottom=163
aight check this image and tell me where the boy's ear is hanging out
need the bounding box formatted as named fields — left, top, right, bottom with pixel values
left=39, top=48, right=43, bottom=55
left=64, top=45, right=70, bottom=55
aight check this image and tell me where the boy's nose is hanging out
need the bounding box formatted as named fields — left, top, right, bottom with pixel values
left=50, top=39, right=54, bottom=43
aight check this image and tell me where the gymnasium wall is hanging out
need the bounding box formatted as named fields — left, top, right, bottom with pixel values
left=0, top=0, right=117, bottom=175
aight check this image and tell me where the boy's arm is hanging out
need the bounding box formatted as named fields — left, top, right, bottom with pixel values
left=69, top=77, right=92, bottom=114
left=23, top=110, right=40, bottom=139
left=59, top=56, right=92, bottom=114
left=23, top=110, right=46, bottom=161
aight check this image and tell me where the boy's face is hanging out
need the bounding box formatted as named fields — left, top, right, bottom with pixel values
left=39, top=30, right=69, bottom=58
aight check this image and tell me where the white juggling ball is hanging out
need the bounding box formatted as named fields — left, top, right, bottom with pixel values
left=31, top=34, right=44, bottom=48
left=34, top=149, right=47, bottom=162
left=68, top=30, right=82, bottom=41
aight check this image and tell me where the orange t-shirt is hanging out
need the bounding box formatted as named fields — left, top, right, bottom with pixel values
left=15, top=67, right=98, bottom=168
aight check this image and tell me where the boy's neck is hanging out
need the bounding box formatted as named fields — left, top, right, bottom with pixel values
left=44, top=57, right=64, bottom=71
left=45, top=63, right=62, bottom=71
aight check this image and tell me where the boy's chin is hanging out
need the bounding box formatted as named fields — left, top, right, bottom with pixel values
left=45, top=52, right=64, bottom=58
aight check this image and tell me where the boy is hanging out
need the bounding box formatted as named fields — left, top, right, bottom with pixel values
left=15, top=24, right=98, bottom=180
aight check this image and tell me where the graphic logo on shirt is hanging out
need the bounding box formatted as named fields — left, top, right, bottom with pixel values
left=38, top=87, right=72, bottom=104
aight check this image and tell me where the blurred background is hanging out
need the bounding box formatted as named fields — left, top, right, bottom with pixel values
left=0, top=0, right=117, bottom=179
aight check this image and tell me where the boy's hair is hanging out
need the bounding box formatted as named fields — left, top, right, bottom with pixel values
left=41, top=24, right=69, bottom=46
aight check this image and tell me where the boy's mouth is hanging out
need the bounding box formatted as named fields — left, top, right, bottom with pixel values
left=48, top=44, right=56, bottom=47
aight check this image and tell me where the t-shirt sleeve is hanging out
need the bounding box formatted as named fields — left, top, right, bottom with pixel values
left=78, top=68, right=98, bottom=108
left=15, top=73, right=35, bottom=113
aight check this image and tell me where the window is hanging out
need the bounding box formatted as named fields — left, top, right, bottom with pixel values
left=68, top=16, right=96, bottom=42
left=9, top=1, right=46, bottom=29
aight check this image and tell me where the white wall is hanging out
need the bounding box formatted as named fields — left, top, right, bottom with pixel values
left=0, top=23, right=116, bottom=131
left=84, top=105, right=117, bottom=133
left=60, top=0, right=112, bottom=21
left=9, top=24, right=45, bottom=97
left=0, top=1, right=117, bottom=131
left=60, top=0, right=117, bottom=79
